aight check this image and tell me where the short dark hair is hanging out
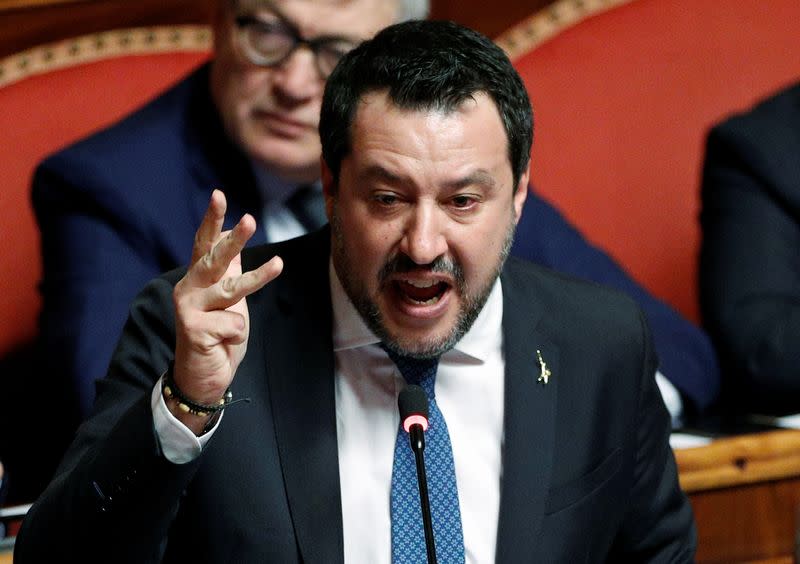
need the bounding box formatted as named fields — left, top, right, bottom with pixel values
left=319, top=20, right=533, bottom=189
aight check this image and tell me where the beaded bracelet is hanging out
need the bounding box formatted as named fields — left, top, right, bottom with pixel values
left=162, top=364, right=244, bottom=417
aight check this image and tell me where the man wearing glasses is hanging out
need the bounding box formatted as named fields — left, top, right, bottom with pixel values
left=31, top=0, right=428, bottom=435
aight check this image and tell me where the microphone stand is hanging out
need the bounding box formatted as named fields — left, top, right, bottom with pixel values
left=409, top=424, right=437, bottom=564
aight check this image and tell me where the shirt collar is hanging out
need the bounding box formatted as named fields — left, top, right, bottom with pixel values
left=330, top=259, right=503, bottom=364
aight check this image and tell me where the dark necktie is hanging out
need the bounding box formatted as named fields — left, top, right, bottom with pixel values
left=384, top=347, right=466, bottom=564
left=285, top=184, right=327, bottom=232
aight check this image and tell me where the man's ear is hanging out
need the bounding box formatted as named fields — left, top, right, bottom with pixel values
left=321, top=157, right=335, bottom=221
left=512, top=163, right=530, bottom=223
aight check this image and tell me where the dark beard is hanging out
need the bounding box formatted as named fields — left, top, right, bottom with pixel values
left=331, top=203, right=516, bottom=359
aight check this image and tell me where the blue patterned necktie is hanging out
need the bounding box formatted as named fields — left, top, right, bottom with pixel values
left=384, top=347, right=466, bottom=564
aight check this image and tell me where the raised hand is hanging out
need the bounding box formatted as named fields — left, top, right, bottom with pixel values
left=170, top=190, right=283, bottom=433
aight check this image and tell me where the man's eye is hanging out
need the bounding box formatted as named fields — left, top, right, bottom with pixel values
left=320, top=40, right=358, bottom=59
left=451, top=195, right=476, bottom=208
left=252, top=22, right=293, bottom=42
left=375, top=194, right=399, bottom=206
left=254, top=21, right=281, bottom=33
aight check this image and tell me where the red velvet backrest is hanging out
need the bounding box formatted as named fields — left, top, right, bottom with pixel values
left=0, top=26, right=211, bottom=356
left=498, top=0, right=800, bottom=323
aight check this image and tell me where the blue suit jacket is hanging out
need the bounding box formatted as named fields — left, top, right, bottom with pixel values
left=33, top=64, right=719, bottom=422
left=34, top=65, right=268, bottom=419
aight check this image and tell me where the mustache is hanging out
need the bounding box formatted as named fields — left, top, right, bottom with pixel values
left=378, top=254, right=466, bottom=293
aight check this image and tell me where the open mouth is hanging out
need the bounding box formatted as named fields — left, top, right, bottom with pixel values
left=394, top=278, right=450, bottom=305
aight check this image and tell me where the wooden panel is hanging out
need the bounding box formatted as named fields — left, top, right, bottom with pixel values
left=0, top=0, right=215, bottom=58
left=690, top=478, right=800, bottom=563
left=675, top=431, right=800, bottom=563
left=0, top=0, right=556, bottom=59
left=677, top=430, right=800, bottom=492
left=0, top=0, right=80, bottom=8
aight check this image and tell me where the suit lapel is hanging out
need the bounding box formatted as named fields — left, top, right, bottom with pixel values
left=495, top=260, right=560, bottom=563
left=246, top=230, right=344, bottom=564
left=183, top=65, right=267, bottom=246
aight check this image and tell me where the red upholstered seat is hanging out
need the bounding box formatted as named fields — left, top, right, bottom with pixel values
left=0, top=26, right=211, bottom=357
left=498, top=0, right=800, bottom=323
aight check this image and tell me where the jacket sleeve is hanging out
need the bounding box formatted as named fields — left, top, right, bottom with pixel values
left=512, top=191, right=720, bottom=412
left=14, top=273, right=201, bottom=563
left=32, top=154, right=171, bottom=420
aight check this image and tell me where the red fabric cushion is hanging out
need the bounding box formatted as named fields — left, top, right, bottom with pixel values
left=508, top=0, right=800, bottom=322
left=0, top=51, right=209, bottom=355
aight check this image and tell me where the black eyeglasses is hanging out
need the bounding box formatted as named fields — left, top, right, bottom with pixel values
left=234, top=14, right=360, bottom=79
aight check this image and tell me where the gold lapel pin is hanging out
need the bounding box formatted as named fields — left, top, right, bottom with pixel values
left=536, top=349, right=551, bottom=385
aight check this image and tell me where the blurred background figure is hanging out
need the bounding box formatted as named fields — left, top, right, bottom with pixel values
left=700, top=80, right=800, bottom=414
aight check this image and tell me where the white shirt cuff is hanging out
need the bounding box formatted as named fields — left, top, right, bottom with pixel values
left=151, top=376, right=222, bottom=464
left=655, top=370, right=684, bottom=428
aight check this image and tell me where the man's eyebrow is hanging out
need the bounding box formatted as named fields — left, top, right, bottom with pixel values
left=242, top=2, right=291, bottom=27
left=358, top=167, right=499, bottom=190
left=248, top=0, right=280, bottom=15
left=359, top=166, right=408, bottom=185
left=247, top=0, right=361, bottom=43
left=445, top=168, right=497, bottom=190
left=444, top=170, right=497, bottom=190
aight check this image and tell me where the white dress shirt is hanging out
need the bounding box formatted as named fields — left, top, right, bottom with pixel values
left=656, top=371, right=683, bottom=428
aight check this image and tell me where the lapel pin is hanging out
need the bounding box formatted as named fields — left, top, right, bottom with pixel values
left=536, top=349, right=551, bottom=385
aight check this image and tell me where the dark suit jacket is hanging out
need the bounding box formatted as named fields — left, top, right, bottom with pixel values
left=16, top=228, right=696, bottom=563
left=32, top=65, right=718, bottom=426
left=700, top=80, right=800, bottom=412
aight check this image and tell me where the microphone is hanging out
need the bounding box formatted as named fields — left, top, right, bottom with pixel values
left=398, top=385, right=437, bottom=564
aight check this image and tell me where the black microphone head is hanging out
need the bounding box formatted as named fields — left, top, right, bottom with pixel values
left=398, top=385, right=429, bottom=433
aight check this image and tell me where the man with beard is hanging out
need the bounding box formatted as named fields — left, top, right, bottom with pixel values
left=17, top=20, right=695, bottom=563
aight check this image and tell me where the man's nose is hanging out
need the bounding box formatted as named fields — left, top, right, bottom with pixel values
left=271, top=48, right=324, bottom=102
left=399, top=205, right=448, bottom=266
